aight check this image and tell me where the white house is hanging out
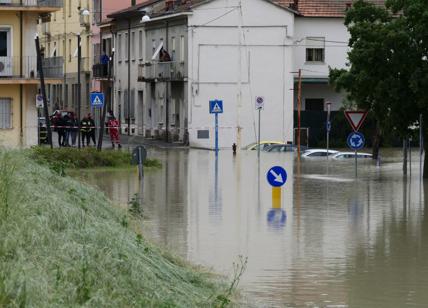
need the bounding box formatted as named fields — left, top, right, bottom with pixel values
left=107, top=0, right=384, bottom=148
left=134, top=0, right=296, bottom=149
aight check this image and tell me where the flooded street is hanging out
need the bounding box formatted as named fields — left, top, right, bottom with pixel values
left=75, top=148, right=428, bottom=307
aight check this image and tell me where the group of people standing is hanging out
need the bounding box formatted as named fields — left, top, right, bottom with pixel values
left=51, top=110, right=121, bottom=148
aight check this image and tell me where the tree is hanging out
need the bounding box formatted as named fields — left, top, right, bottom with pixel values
left=386, top=0, right=428, bottom=177
left=329, top=0, right=419, bottom=161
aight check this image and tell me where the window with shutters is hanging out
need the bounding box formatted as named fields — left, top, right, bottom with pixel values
left=123, top=90, right=136, bottom=122
left=0, top=98, right=12, bottom=129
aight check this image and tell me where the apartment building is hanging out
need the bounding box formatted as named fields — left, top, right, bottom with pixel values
left=38, top=0, right=93, bottom=114
left=0, top=0, right=63, bottom=147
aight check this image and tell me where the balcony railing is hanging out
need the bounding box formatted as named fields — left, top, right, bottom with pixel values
left=0, top=0, right=63, bottom=8
left=92, top=63, right=109, bottom=79
left=138, top=61, right=186, bottom=82
left=0, top=56, right=63, bottom=79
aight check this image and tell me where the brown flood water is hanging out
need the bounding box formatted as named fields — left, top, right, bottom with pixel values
left=74, top=148, right=428, bottom=307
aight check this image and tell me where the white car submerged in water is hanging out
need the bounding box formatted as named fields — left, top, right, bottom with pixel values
left=301, top=149, right=339, bottom=158
left=332, top=152, right=373, bottom=160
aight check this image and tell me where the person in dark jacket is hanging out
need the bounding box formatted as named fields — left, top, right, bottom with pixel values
left=80, top=115, right=90, bottom=147
left=87, top=113, right=96, bottom=146
left=62, top=113, right=71, bottom=147
left=69, top=112, right=78, bottom=147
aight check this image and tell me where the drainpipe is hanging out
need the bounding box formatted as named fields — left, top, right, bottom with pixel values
left=19, top=11, right=23, bottom=146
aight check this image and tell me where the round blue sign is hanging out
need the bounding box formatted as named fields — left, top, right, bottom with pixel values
left=347, top=132, right=365, bottom=150
left=267, top=209, right=287, bottom=228
left=267, top=166, right=287, bottom=187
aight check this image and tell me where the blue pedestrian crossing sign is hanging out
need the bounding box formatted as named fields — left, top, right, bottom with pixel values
left=347, top=132, right=365, bottom=150
left=90, top=92, right=105, bottom=108
left=209, top=100, right=223, bottom=114
left=267, top=166, right=287, bottom=187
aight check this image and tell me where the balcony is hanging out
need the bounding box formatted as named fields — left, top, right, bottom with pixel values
left=0, top=56, right=63, bottom=81
left=0, top=0, right=63, bottom=12
left=92, top=63, right=109, bottom=79
left=138, top=61, right=186, bottom=82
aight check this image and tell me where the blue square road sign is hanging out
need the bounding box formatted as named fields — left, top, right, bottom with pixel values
left=209, top=100, right=223, bottom=114
left=90, top=92, right=105, bottom=108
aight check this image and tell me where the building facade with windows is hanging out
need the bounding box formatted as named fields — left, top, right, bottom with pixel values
left=104, top=0, right=384, bottom=148
left=0, top=0, right=63, bottom=147
left=107, top=7, right=147, bottom=135
left=38, top=0, right=93, bottom=115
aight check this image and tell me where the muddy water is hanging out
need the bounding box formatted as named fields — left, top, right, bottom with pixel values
left=75, top=148, right=428, bottom=307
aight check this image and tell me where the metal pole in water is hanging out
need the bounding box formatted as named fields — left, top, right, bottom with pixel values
left=258, top=107, right=261, bottom=159
left=409, top=138, right=412, bottom=177
left=138, top=147, right=144, bottom=181
left=355, top=149, right=358, bottom=178
left=326, top=102, right=331, bottom=159
left=420, top=114, right=423, bottom=179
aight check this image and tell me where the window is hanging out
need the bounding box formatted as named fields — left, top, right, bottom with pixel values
left=0, top=29, right=10, bottom=57
left=131, top=31, right=135, bottom=60
left=118, top=34, right=122, bottom=61
left=125, top=33, right=128, bottom=61
left=68, top=39, right=72, bottom=62
left=305, top=37, right=325, bottom=62
left=0, top=98, right=12, bottom=129
left=123, top=89, right=136, bottom=121
left=180, top=35, right=185, bottom=62
left=171, top=37, right=176, bottom=60
left=68, top=0, right=72, bottom=17
left=139, top=30, right=143, bottom=59
left=305, top=98, right=324, bottom=111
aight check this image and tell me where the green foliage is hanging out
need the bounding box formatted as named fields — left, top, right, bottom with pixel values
left=29, top=146, right=132, bottom=169
left=0, top=151, right=232, bottom=306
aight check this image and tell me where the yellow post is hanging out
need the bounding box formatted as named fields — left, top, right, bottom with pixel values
left=272, top=187, right=282, bottom=209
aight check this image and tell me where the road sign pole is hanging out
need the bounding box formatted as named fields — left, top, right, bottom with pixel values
left=326, top=102, right=331, bottom=159
left=215, top=112, right=219, bottom=155
left=272, top=187, right=281, bottom=209
left=258, top=108, right=261, bottom=159
left=355, top=149, right=358, bottom=178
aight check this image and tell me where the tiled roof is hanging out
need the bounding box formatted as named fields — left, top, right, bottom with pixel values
left=273, top=0, right=386, bottom=17
left=108, top=0, right=386, bottom=20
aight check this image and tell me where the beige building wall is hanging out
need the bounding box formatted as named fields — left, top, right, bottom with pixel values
left=39, top=0, right=93, bottom=113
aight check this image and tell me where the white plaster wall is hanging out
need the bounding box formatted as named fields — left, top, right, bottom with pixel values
left=293, top=17, right=350, bottom=78
left=188, top=0, right=295, bottom=149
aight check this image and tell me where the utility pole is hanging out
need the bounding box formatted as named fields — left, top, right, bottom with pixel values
left=297, top=69, right=302, bottom=157
left=35, top=34, right=53, bottom=149
left=127, top=19, right=131, bottom=136
left=77, top=33, right=82, bottom=149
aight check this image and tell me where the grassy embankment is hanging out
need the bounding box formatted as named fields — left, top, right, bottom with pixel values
left=29, top=146, right=161, bottom=173
left=0, top=151, right=241, bottom=306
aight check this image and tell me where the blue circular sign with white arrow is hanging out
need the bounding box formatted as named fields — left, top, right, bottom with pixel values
left=347, top=132, right=365, bottom=150
left=267, top=166, right=287, bottom=187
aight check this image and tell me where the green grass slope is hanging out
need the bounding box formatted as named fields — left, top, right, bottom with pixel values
left=0, top=151, right=229, bottom=307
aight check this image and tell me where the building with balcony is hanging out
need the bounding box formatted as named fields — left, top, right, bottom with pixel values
left=118, top=0, right=295, bottom=148
left=0, top=0, right=63, bottom=147
left=107, top=5, right=148, bottom=136
left=37, top=0, right=93, bottom=115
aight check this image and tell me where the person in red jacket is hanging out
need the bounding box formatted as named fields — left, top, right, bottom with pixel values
left=107, top=114, right=122, bottom=149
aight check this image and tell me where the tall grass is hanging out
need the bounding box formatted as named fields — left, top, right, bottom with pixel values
left=0, top=151, right=234, bottom=306
left=29, top=146, right=161, bottom=170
